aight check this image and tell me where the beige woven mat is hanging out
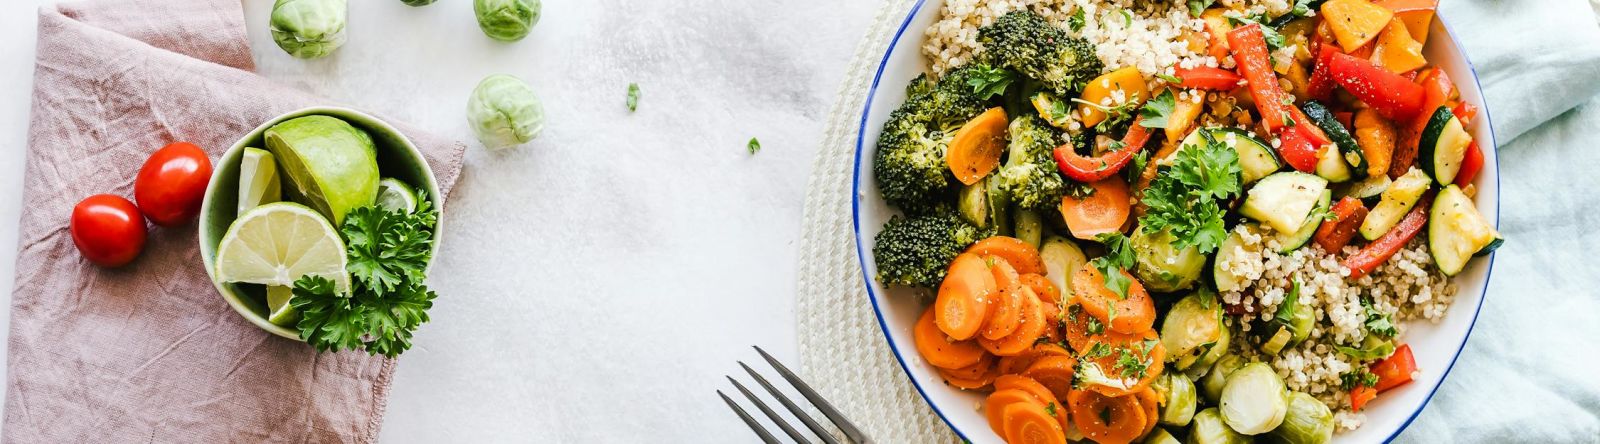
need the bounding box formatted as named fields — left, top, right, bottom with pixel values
left=795, top=0, right=960, bottom=442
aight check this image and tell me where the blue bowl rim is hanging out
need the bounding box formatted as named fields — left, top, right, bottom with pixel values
left=846, top=3, right=1500, bottom=443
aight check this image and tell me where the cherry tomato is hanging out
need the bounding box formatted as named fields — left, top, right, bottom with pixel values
left=70, top=194, right=147, bottom=268
left=135, top=142, right=213, bottom=226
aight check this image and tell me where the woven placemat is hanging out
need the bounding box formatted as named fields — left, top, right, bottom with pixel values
left=794, top=0, right=959, bottom=442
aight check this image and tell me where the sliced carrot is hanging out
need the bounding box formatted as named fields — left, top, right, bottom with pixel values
left=941, top=365, right=999, bottom=390
left=1020, top=273, right=1060, bottom=304
left=980, top=287, right=1049, bottom=356
left=986, top=389, right=1046, bottom=435
left=981, top=258, right=1025, bottom=340
left=913, top=306, right=986, bottom=369
left=967, top=237, right=1046, bottom=275
left=1003, top=401, right=1069, bottom=444
left=947, top=107, right=1009, bottom=185
left=936, top=253, right=997, bottom=340
left=1134, top=388, right=1159, bottom=438
left=1061, top=303, right=1101, bottom=353
left=998, top=343, right=1074, bottom=376
left=1067, top=388, right=1146, bottom=444
left=1070, top=265, right=1154, bottom=335
left=1058, top=178, right=1132, bottom=240
left=994, top=375, right=1058, bottom=406
left=1022, top=355, right=1079, bottom=401
left=1079, top=329, right=1166, bottom=398
left=943, top=353, right=997, bottom=381
left=1039, top=301, right=1063, bottom=344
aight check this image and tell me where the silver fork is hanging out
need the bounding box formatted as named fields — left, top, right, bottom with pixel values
left=717, top=346, right=870, bottom=444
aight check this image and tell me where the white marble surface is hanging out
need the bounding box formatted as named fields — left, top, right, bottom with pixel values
left=0, top=0, right=875, bottom=441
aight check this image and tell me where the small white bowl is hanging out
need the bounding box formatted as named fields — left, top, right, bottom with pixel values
left=197, top=106, right=445, bottom=340
left=851, top=2, right=1499, bottom=442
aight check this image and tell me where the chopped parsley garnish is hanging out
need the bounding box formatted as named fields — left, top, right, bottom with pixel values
left=1090, top=232, right=1137, bottom=299
left=1340, top=367, right=1379, bottom=390
left=626, top=83, right=640, bottom=112
left=1276, top=279, right=1302, bottom=322
left=1363, top=301, right=1398, bottom=338
left=1071, top=98, right=1140, bottom=133
left=1138, top=133, right=1242, bottom=254
left=965, top=65, right=1017, bottom=100
left=1068, top=8, right=1087, bottom=32
left=1116, top=347, right=1149, bottom=379
left=1046, top=403, right=1059, bottom=417
left=748, top=137, right=762, bottom=155
left=1138, top=89, right=1177, bottom=129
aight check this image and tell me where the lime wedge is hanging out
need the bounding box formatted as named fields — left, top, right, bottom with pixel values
left=265, top=285, right=300, bottom=326
left=238, top=147, right=283, bottom=217
left=215, top=202, right=350, bottom=293
left=375, top=178, right=418, bottom=213
left=265, top=115, right=380, bottom=226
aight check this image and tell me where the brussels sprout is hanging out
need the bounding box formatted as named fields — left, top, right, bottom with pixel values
left=1156, top=372, right=1197, bottom=427
left=269, top=0, right=348, bottom=59
left=474, top=0, right=542, bottom=42
left=467, top=74, right=546, bottom=149
left=1220, top=362, right=1289, bottom=435
left=401, top=0, right=436, bottom=5
left=1162, top=291, right=1224, bottom=371
left=1145, top=427, right=1181, bottom=444
left=1191, top=408, right=1250, bottom=444
left=1013, top=208, right=1044, bottom=248
left=1039, top=236, right=1087, bottom=295
left=1268, top=392, right=1335, bottom=444
left=956, top=181, right=991, bottom=229
left=1201, top=354, right=1246, bottom=403
left=1131, top=226, right=1207, bottom=292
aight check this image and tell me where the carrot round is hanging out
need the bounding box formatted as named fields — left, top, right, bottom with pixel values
left=1079, top=329, right=1165, bottom=398
left=1003, top=401, right=1069, bottom=444
left=947, top=107, right=1009, bottom=185
left=1022, top=355, right=1078, bottom=401
left=939, top=359, right=999, bottom=390
left=980, top=287, right=1048, bottom=356
left=1067, top=388, right=1146, bottom=444
left=1020, top=273, right=1060, bottom=304
left=1134, top=387, right=1159, bottom=438
left=967, top=237, right=1047, bottom=275
left=1061, top=303, right=1099, bottom=353
left=982, top=283, right=1026, bottom=340
left=1058, top=178, right=1132, bottom=240
left=1071, top=265, right=1154, bottom=335
left=913, top=306, right=986, bottom=369
left=994, top=375, right=1058, bottom=406
left=998, top=343, right=1073, bottom=375
left=942, top=353, right=996, bottom=381
left=985, top=389, right=1045, bottom=434
left=936, top=253, right=998, bottom=340
left=1039, top=301, right=1063, bottom=344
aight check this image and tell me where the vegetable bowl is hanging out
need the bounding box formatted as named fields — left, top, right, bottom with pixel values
left=198, top=107, right=444, bottom=344
left=851, top=1, right=1497, bottom=443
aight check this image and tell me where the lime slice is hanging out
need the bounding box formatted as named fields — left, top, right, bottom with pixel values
left=238, top=147, right=283, bottom=217
left=265, top=285, right=300, bottom=326
left=265, top=115, right=380, bottom=226
left=215, top=202, right=350, bottom=293
left=375, top=178, right=418, bottom=213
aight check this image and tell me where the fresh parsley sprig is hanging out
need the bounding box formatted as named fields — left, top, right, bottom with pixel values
left=1137, top=89, right=1177, bottom=130
left=1138, top=133, right=1241, bottom=254
left=1090, top=232, right=1137, bottom=299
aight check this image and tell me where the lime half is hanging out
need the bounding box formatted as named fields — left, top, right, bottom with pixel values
left=265, top=115, right=380, bottom=226
left=238, top=147, right=283, bottom=217
left=215, top=202, right=350, bottom=293
left=375, top=178, right=418, bottom=213
left=265, top=285, right=300, bottom=326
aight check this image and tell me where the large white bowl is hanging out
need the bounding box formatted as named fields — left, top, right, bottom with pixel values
left=851, top=2, right=1499, bottom=442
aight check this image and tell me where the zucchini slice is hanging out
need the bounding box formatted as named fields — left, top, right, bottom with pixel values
left=1302, top=101, right=1367, bottom=178
left=1430, top=184, right=1502, bottom=275
left=1181, top=128, right=1282, bottom=184
left=1314, top=144, right=1354, bottom=183
left=1341, top=173, right=1391, bottom=200
left=1241, top=172, right=1329, bottom=234
left=1360, top=168, right=1431, bottom=240
left=1272, top=190, right=1332, bottom=253
left=1418, top=106, right=1474, bottom=186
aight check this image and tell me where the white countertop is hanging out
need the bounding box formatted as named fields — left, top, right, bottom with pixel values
left=0, top=0, right=875, bottom=441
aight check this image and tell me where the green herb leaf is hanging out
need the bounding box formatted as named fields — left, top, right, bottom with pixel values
left=1276, top=279, right=1301, bottom=322
left=1187, top=0, right=1217, bottom=16
left=1089, top=232, right=1136, bottom=299
left=965, top=65, right=1018, bottom=100
left=1138, top=134, right=1241, bottom=253
left=1363, top=301, right=1398, bottom=338
left=1138, top=89, right=1177, bottom=129
left=1157, top=72, right=1184, bottom=85
left=626, top=83, right=640, bottom=112
left=1068, top=8, right=1087, bottom=32
left=748, top=137, right=761, bottom=155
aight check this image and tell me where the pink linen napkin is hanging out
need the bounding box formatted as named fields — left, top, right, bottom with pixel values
left=5, top=0, right=465, bottom=441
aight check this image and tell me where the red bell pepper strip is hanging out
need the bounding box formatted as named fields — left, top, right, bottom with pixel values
left=1053, top=120, right=1151, bottom=182
left=1390, top=129, right=1421, bottom=179
left=1314, top=197, right=1369, bottom=253
left=1453, top=102, right=1479, bottom=125
left=1350, top=385, right=1379, bottom=411
left=1453, top=140, right=1484, bottom=187
left=1414, top=68, right=1455, bottom=129
left=1173, top=66, right=1243, bottom=91
left=1278, top=125, right=1323, bottom=173
left=1307, top=46, right=1340, bottom=102
left=1343, top=192, right=1434, bottom=279
left=1228, top=24, right=1292, bottom=132
left=1329, top=52, right=1427, bottom=123
left=1289, top=106, right=1333, bottom=147
left=1372, top=344, right=1418, bottom=392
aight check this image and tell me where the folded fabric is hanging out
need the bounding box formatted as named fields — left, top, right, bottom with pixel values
left=5, top=0, right=464, bottom=442
left=1441, top=0, right=1600, bottom=142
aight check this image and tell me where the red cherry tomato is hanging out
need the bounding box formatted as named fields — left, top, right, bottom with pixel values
left=70, top=194, right=147, bottom=268
left=135, top=142, right=213, bottom=227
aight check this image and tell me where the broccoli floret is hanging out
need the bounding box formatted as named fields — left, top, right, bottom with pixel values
left=996, top=115, right=1069, bottom=211
left=872, top=69, right=987, bottom=212
left=978, top=10, right=1104, bottom=95
left=873, top=206, right=992, bottom=288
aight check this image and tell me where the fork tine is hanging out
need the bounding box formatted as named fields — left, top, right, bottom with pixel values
left=753, top=346, right=870, bottom=444
left=718, top=390, right=782, bottom=444
left=740, top=361, right=842, bottom=444
left=727, top=376, right=812, bottom=443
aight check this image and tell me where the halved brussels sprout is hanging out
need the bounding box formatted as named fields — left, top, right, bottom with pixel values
left=1220, top=362, right=1289, bottom=435
left=467, top=74, right=546, bottom=149
left=1201, top=354, right=1246, bottom=403
left=270, top=0, right=347, bottom=59
left=1131, top=226, right=1206, bottom=292
left=1191, top=408, right=1250, bottom=444
left=1156, top=372, right=1197, bottom=427
left=1162, top=291, right=1225, bottom=371
left=475, top=0, right=542, bottom=42
left=1270, top=391, right=1335, bottom=444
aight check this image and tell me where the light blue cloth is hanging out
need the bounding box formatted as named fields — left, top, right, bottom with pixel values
left=1397, top=1, right=1600, bottom=442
